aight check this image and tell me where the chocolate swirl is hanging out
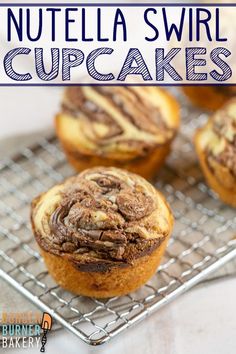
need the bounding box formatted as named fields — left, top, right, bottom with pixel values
left=204, top=99, right=236, bottom=177
left=32, top=168, right=173, bottom=271
left=59, top=86, right=178, bottom=159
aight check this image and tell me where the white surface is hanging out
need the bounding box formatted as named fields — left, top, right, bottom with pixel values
left=3, top=277, right=236, bottom=354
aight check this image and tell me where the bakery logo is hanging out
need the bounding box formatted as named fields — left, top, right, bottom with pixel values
left=0, top=311, right=52, bottom=351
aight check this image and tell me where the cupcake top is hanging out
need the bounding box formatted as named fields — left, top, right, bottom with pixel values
left=31, top=167, right=173, bottom=271
left=58, top=86, right=179, bottom=160
left=211, top=86, right=236, bottom=97
left=198, top=98, right=236, bottom=178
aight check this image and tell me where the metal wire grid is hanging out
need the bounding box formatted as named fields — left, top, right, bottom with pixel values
left=0, top=94, right=236, bottom=346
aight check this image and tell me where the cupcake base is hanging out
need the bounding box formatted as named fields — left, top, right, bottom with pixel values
left=40, top=236, right=169, bottom=298
left=59, top=137, right=171, bottom=180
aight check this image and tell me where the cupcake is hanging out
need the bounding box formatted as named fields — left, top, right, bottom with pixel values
left=31, top=167, right=173, bottom=298
left=195, top=98, right=236, bottom=207
left=183, top=86, right=236, bottom=111
left=55, top=86, right=180, bottom=179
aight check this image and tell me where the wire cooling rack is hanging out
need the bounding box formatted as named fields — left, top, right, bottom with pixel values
left=0, top=92, right=236, bottom=346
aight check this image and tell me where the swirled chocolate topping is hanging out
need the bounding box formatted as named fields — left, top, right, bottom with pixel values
left=204, top=99, right=236, bottom=177
left=32, top=168, right=172, bottom=271
left=60, top=86, right=176, bottom=157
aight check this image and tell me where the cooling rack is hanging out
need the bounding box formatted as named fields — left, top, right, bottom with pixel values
left=0, top=91, right=236, bottom=346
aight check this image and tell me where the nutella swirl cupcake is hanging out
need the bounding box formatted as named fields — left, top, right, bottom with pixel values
left=183, top=86, right=236, bottom=111
left=55, top=86, right=180, bottom=179
left=31, top=167, right=173, bottom=297
left=195, top=98, right=236, bottom=207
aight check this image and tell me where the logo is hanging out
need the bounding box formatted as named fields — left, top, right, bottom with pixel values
left=0, top=311, right=53, bottom=351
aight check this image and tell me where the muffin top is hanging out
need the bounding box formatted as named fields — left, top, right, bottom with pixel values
left=31, top=167, right=173, bottom=271
left=198, top=98, right=236, bottom=178
left=58, top=86, right=179, bottom=159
